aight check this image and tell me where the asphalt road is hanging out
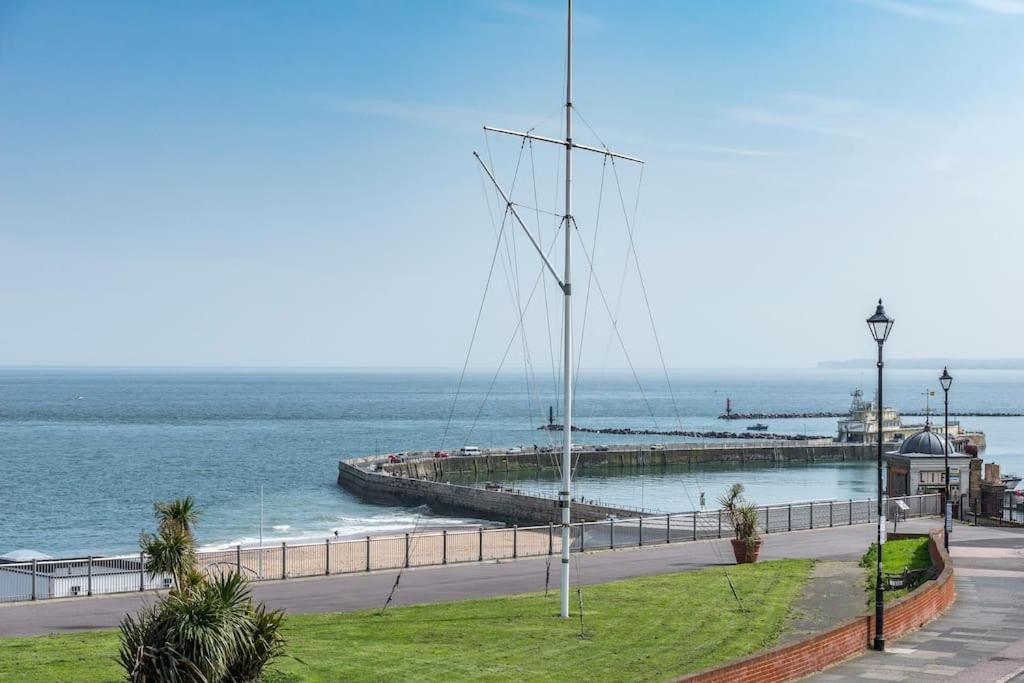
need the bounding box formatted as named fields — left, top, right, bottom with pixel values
left=0, top=519, right=930, bottom=637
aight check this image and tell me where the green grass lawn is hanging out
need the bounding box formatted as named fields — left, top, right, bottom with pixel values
left=0, top=559, right=812, bottom=683
left=860, top=536, right=933, bottom=603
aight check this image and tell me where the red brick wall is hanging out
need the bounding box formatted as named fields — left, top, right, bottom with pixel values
left=677, top=529, right=954, bottom=683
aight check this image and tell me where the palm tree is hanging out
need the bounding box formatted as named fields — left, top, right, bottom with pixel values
left=154, top=496, right=201, bottom=540
left=141, top=530, right=196, bottom=593
left=717, top=482, right=745, bottom=522
left=121, top=497, right=286, bottom=681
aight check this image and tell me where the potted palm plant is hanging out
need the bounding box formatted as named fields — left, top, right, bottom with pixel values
left=718, top=483, right=763, bottom=564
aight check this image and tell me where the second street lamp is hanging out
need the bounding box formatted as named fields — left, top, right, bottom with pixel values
left=940, top=366, right=954, bottom=550
left=866, top=298, right=893, bottom=652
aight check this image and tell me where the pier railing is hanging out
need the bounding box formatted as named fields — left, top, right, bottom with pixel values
left=0, top=494, right=940, bottom=604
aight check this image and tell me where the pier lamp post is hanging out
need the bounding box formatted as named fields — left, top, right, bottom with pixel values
left=867, top=299, right=893, bottom=652
left=940, top=367, right=954, bottom=550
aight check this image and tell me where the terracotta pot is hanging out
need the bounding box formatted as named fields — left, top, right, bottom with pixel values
left=730, top=538, right=763, bottom=564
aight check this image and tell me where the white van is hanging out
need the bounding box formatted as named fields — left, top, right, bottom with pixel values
left=460, top=446, right=481, bottom=456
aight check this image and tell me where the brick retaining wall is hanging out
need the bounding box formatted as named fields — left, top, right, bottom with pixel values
left=677, top=529, right=954, bottom=683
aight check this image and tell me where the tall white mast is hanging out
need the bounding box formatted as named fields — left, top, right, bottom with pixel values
left=559, top=0, right=574, bottom=620
left=474, top=0, right=642, bottom=619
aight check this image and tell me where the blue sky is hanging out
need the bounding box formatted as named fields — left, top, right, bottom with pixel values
left=2, top=0, right=1023, bottom=368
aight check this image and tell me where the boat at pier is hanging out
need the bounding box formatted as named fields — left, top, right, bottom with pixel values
left=746, top=423, right=769, bottom=431
left=836, top=389, right=985, bottom=450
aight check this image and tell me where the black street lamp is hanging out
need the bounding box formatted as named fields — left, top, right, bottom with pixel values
left=867, top=298, right=893, bottom=652
left=940, top=366, right=954, bottom=550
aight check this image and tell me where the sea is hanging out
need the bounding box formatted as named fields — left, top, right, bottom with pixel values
left=2, top=367, right=1023, bottom=558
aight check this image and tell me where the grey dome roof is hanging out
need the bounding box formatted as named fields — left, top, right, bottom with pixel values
left=899, top=428, right=954, bottom=455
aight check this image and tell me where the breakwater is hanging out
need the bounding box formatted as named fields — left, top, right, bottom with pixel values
left=718, top=411, right=845, bottom=420
left=338, top=442, right=875, bottom=525
left=719, top=410, right=1024, bottom=420
left=337, top=457, right=649, bottom=525
left=379, top=442, right=873, bottom=479
left=540, top=424, right=829, bottom=440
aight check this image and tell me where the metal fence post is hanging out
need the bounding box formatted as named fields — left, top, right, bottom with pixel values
left=548, top=523, right=553, bottom=555
left=693, top=512, right=698, bottom=541
left=479, top=527, right=484, bottom=562
left=829, top=501, right=833, bottom=528
left=87, top=556, right=93, bottom=597
left=609, top=519, right=615, bottom=549
left=788, top=504, right=792, bottom=532
left=765, top=506, right=770, bottom=534
left=442, top=530, right=448, bottom=565
left=31, top=559, right=37, bottom=600
left=366, top=536, right=371, bottom=571
left=810, top=503, right=814, bottom=529
left=718, top=509, right=722, bottom=538
left=139, top=552, right=145, bottom=591
left=236, top=545, right=242, bottom=575
left=638, top=518, right=644, bottom=547
left=513, top=525, right=518, bottom=559
left=849, top=499, right=853, bottom=525
left=281, top=542, right=287, bottom=579
left=666, top=514, right=671, bottom=544
left=404, top=533, right=410, bottom=568
left=325, top=540, right=331, bottom=576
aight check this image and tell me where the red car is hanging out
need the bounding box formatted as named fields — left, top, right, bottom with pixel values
left=387, top=454, right=403, bottom=463
left=434, top=450, right=449, bottom=459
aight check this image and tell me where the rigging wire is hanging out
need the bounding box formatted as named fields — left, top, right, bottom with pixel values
left=483, top=130, right=546, bottom=445
left=528, top=140, right=560, bottom=448
left=572, top=155, right=607, bottom=405
left=496, top=138, right=541, bottom=441
left=463, top=223, right=564, bottom=446
left=609, top=157, right=684, bottom=432
left=570, top=217, right=743, bottom=607
left=569, top=219, right=660, bottom=430
left=438, top=182, right=513, bottom=452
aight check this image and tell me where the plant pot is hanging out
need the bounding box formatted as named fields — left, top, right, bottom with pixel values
left=730, top=538, right=763, bottom=564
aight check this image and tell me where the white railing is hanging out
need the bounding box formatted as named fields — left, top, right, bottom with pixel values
left=0, top=494, right=940, bottom=604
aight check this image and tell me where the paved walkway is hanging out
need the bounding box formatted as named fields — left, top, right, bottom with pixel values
left=784, top=560, right=865, bottom=644
left=810, top=523, right=1024, bottom=682
left=0, top=518, right=924, bottom=638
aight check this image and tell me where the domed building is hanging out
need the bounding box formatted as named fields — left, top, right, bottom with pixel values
left=899, top=428, right=956, bottom=457
left=886, top=424, right=979, bottom=511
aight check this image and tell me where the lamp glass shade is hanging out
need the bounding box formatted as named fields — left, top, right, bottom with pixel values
left=866, top=299, right=894, bottom=343
left=940, top=367, right=953, bottom=392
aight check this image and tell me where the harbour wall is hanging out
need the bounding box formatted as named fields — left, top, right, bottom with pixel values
left=338, top=442, right=874, bottom=526
left=337, top=459, right=647, bottom=526
left=380, top=442, right=875, bottom=480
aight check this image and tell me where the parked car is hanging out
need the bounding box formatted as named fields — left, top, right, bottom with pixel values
left=595, top=445, right=610, bottom=452
left=387, top=454, right=403, bottom=463
left=650, top=444, right=665, bottom=451
left=571, top=444, right=583, bottom=451
left=460, top=446, right=481, bottom=456
left=434, top=450, right=449, bottom=459
left=539, top=445, right=554, bottom=453
left=506, top=447, right=522, bottom=454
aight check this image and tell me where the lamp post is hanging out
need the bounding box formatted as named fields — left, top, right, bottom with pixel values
left=940, top=367, right=954, bottom=550
left=867, top=298, right=894, bottom=652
